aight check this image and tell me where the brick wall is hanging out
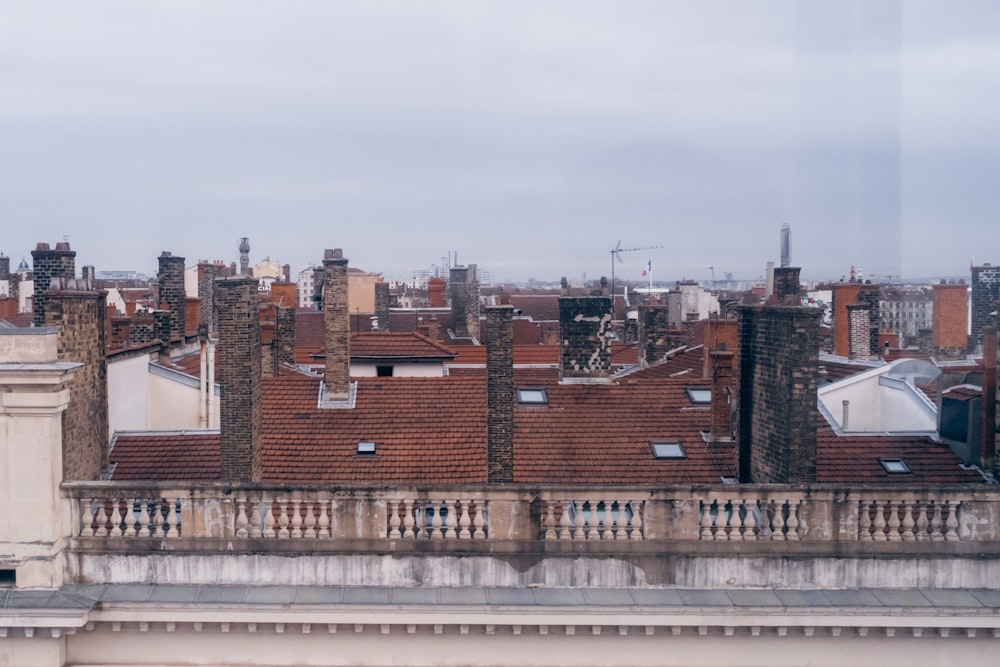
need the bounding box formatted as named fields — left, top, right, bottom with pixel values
left=702, top=318, right=739, bottom=378
left=43, top=279, right=108, bottom=481
left=31, top=242, right=76, bottom=327
left=276, top=306, right=296, bottom=369
left=157, top=252, right=186, bottom=341
left=971, top=265, right=1000, bottom=352
left=637, top=304, right=671, bottom=366
left=735, top=305, right=820, bottom=483
left=558, top=297, right=613, bottom=380
left=185, top=296, right=201, bottom=337
left=374, top=282, right=390, bottom=331
left=427, top=278, right=446, bottom=307
left=269, top=282, right=297, bottom=311
left=322, top=249, right=351, bottom=399
left=831, top=283, right=860, bottom=357
left=130, top=313, right=155, bottom=344
left=216, top=276, right=262, bottom=483
left=709, top=350, right=735, bottom=441
left=198, top=261, right=227, bottom=335
left=486, top=306, right=514, bottom=483
left=847, top=303, right=872, bottom=360
left=110, top=316, right=131, bottom=349
left=932, top=281, right=968, bottom=358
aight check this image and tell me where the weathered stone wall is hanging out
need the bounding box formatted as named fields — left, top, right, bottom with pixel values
left=198, top=261, right=227, bottom=335
left=637, top=304, right=671, bottom=366
left=216, top=276, right=262, bottom=483
left=43, top=281, right=108, bottom=481
left=932, top=281, right=968, bottom=359
left=157, top=252, right=186, bottom=341
left=31, top=241, right=76, bottom=327
left=736, top=305, right=820, bottom=483
left=450, top=266, right=480, bottom=339
left=559, top=297, right=613, bottom=380
left=486, top=306, right=514, bottom=483
left=971, top=265, right=1000, bottom=352
left=847, top=303, right=872, bottom=360
left=374, top=282, right=390, bottom=331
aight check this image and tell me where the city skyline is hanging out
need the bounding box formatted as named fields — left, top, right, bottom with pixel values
left=2, top=2, right=998, bottom=283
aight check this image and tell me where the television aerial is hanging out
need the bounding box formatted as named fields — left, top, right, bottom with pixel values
left=610, top=241, right=663, bottom=297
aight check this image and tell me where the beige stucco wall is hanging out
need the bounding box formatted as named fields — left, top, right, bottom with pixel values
left=107, top=353, right=151, bottom=434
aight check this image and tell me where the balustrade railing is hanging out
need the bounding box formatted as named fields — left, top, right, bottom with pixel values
left=62, top=484, right=1000, bottom=549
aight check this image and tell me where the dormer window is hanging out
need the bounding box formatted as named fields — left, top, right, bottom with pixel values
left=356, top=441, right=377, bottom=456
left=650, top=441, right=686, bottom=459
left=685, top=387, right=711, bottom=404
left=517, top=388, right=548, bottom=404
left=879, top=459, right=910, bottom=474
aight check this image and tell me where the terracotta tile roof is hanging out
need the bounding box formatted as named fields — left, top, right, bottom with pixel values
left=350, top=332, right=456, bottom=359
left=815, top=424, right=984, bottom=484
left=508, top=295, right=560, bottom=321
left=388, top=309, right=453, bottom=334
left=942, top=385, right=981, bottom=402
left=817, top=358, right=883, bottom=382
left=110, top=431, right=220, bottom=481
left=295, top=311, right=325, bottom=349
left=0, top=313, right=33, bottom=328
left=617, top=346, right=706, bottom=380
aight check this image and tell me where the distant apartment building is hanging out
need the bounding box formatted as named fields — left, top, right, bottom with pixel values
left=297, top=264, right=319, bottom=309
left=880, top=287, right=933, bottom=347
left=666, top=280, right=720, bottom=325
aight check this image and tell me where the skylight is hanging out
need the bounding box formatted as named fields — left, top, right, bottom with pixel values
left=356, top=441, right=376, bottom=456
left=517, top=388, right=548, bottom=404
left=879, top=459, right=910, bottom=474
left=650, top=441, right=686, bottom=459
left=686, top=387, right=711, bottom=404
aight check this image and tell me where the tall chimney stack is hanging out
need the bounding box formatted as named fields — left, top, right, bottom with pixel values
left=216, top=276, right=262, bottom=483
left=31, top=241, right=76, bottom=327
left=932, top=280, right=968, bottom=360
left=450, top=265, right=480, bottom=339
left=157, top=251, right=186, bottom=342
left=982, top=326, right=997, bottom=473
left=709, top=349, right=735, bottom=442
left=558, top=296, right=613, bottom=381
left=374, top=282, right=391, bottom=331
left=780, top=224, right=791, bottom=269
left=322, top=248, right=351, bottom=400
left=486, top=306, right=515, bottom=483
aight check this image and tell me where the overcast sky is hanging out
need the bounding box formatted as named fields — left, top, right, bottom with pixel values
left=1, top=2, right=998, bottom=284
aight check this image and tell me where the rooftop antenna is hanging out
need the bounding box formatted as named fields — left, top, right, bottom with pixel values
left=708, top=265, right=716, bottom=291
left=610, top=241, right=663, bottom=298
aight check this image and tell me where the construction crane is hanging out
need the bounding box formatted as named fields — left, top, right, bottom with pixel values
left=610, top=241, right=663, bottom=297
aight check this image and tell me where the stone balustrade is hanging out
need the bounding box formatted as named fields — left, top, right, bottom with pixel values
left=62, top=483, right=1000, bottom=550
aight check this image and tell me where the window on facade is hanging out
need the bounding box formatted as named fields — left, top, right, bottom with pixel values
left=650, top=441, right=686, bottom=459
left=376, top=365, right=393, bottom=377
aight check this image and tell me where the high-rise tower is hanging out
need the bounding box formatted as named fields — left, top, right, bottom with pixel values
left=780, top=224, right=791, bottom=268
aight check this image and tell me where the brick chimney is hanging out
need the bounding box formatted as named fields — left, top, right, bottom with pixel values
left=735, top=304, right=820, bottom=483
left=558, top=296, right=613, bottom=381
left=197, top=261, right=226, bottom=336
left=0, top=254, right=10, bottom=282
left=450, top=266, right=480, bottom=339
left=703, top=317, right=739, bottom=379
left=185, top=296, right=201, bottom=337
left=374, top=282, right=390, bottom=331
left=486, top=306, right=515, bottom=483
left=157, top=252, right=186, bottom=341
left=932, top=281, right=968, bottom=360
left=982, top=327, right=997, bottom=473
left=427, top=277, right=446, bottom=308
left=322, top=249, right=351, bottom=400
left=275, top=306, right=296, bottom=369
left=43, top=278, right=108, bottom=480
left=970, top=264, right=1000, bottom=353
left=81, top=265, right=95, bottom=283
left=270, top=282, right=297, bottom=310
left=637, top=303, right=670, bottom=367
left=215, top=275, right=262, bottom=483
left=709, top=349, right=734, bottom=442
left=31, top=241, right=76, bottom=327
left=771, top=267, right=801, bottom=304
left=130, top=313, right=155, bottom=344
left=847, top=303, right=873, bottom=360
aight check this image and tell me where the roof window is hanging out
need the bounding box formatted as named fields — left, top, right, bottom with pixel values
left=517, top=388, right=548, bottom=404
left=685, top=387, right=711, bottom=404
left=879, top=459, right=910, bottom=474
left=356, top=441, right=377, bottom=456
left=650, top=441, right=686, bottom=459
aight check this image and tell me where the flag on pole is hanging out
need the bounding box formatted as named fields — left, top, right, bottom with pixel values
left=642, top=260, right=651, bottom=277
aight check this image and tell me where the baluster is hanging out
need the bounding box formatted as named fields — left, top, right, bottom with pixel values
left=79, top=498, right=95, bottom=537
left=304, top=500, right=317, bottom=538
left=544, top=501, right=557, bottom=541
left=277, top=497, right=290, bottom=539
left=771, top=500, right=786, bottom=541
left=900, top=502, right=915, bottom=542
left=458, top=500, right=472, bottom=540
left=871, top=500, right=887, bottom=542
left=915, top=502, right=929, bottom=542
left=166, top=499, right=179, bottom=537
left=699, top=500, right=714, bottom=540
left=609, top=500, right=621, bottom=541
left=727, top=500, right=742, bottom=541
left=886, top=500, right=901, bottom=542
left=137, top=500, right=152, bottom=538
left=430, top=500, right=444, bottom=539
left=235, top=497, right=249, bottom=538
left=291, top=499, right=303, bottom=538
left=582, top=500, right=595, bottom=541
left=151, top=499, right=166, bottom=537
left=109, top=499, right=125, bottom=537
left=929, top=502, right=944, bottom=542
left=93, top=501, right=109, bottom=538
left=444, top=500, right=458, bottom=539
left=722, top=500, right=735, bottom=541
left=785, top=499, right=800, bottom=541
left=122, top=497, right=138, bottom=537
left=402, top=500, right=416, bottom=538
left=388, top=500, right=402, bottom=539
left=858, top=500, right=872, bottom=541
left=473, top=501, right=487, bottom=539
left=945, top=501, right=960, bottom=542
left=559, top=501, right=573, bottom=541
left=318, top=500, right=331, bottom=539
left=629, top=501, right=643, bottom=541
left=263, top=496, right=277, bottom=538
left=743, top=499, right=758, bottom=542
